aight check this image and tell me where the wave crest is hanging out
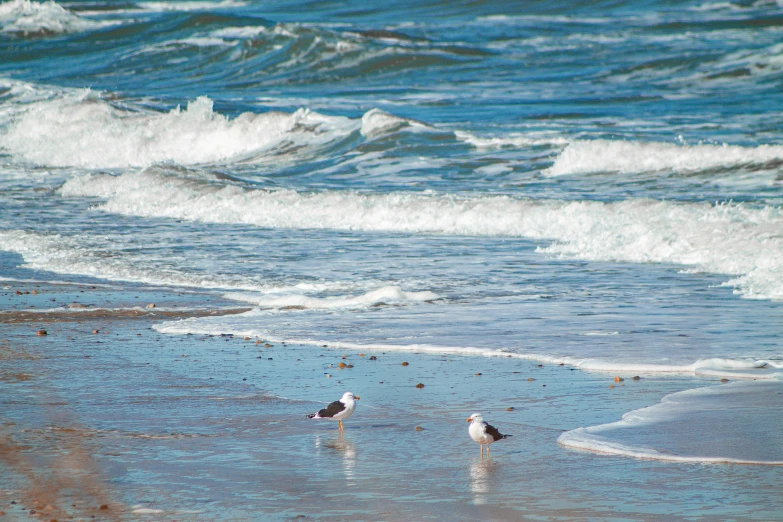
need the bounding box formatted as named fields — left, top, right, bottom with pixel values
left=545, top=139, right=783, bottom=176
left=0, top=0, right=117, bottom=36
left=0, top=89, right=428, bottom=168
left=1, top=93, right=359, bottom=168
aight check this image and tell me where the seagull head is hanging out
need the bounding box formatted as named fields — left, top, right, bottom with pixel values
left=341, top=392, right=360, bottom=402
left=467, top=413, right=483, bottom=423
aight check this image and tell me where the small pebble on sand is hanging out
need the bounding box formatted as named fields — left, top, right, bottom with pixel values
left=338, top=362, right=346, bottom=368
left=401, top=361, right=409, bottom=366
left=244, top=337, right=251, bottom=340
left=37, top=329, right=47, bottom=336
left=415, top=426, right=423, bottom=431
left=359, top=353, right=365, bottom=357
left=146, top=303, right=156, bottom=309
left=613, top=376, right=624, bottom=382
left=720, top=378, right=729, bottom=383
left=415, top=383, right=425, bottom=388
left=92, top=329, right=99, bottom=334
left=264, top=343, right=273, bottom=348
left=475, top=372, right=482, bottom=376
left=632, top=375, right=641, bottom=380
left=369, top=356, right=377, bottom=360
left=609, top=385, right=615, bottom=389
left=527, top=377, right=535, bottom=381
left=505, top=407, right=514, bottom=411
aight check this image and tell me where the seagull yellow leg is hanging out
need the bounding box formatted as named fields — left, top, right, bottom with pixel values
left=338, top=420, right=344, bottom=430
left=487, top=445, right=491, bottom=458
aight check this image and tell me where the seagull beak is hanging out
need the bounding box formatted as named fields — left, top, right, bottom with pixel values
left=466, top=417, right=472, bottom=422
left=354, top=396, right=360, bottom=400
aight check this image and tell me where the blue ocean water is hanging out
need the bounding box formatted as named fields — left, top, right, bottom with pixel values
left=1, top=0, right=783, bottom=469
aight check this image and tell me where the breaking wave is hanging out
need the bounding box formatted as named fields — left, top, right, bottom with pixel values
left=546, top=139, right=783, bottom=176
left=0, top=89, right=416, bottom=168
left=59, top=170, right=783, bottom=300
left=0, top=0, right=118, bottom=36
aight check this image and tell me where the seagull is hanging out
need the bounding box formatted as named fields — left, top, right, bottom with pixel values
left=467, top=413, right=511, bottom=457
left=307, top=392, right=360, bottom=430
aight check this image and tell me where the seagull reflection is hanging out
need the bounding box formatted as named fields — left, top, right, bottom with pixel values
left=315, top=432, right=356, bottom=481
left=469, top=458, right=498, bottom=505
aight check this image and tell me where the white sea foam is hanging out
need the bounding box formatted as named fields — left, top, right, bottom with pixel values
left=60, top=171, right=783, bottom=300
left=175, top=36, right=228, bottom=47
left=0, top=0, right=118, bottom=35
left=475, top=14, right=614, bottom=25
left=558, top=381, right=783, bottom=465
left=0, top=92, right=418, bottom=168
left=455, top=130, right=569, bottom=149
left=223, top=282, right=373, bottom=305
left=545, top=139, right=783, bottom=176
left=229, top=286, right=438, bottom=309
left=211, top=26, right=269, bottom=39
left=360, top=108, right=423, bottom=138
left=136, top=0, right=246, bottom=12
left=154, top=315, right=780, bottom=375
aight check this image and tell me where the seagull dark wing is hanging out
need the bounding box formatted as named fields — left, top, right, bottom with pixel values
left=317, top=399, right=347, bottom=418
left=484, top=422, right=506, bottom=442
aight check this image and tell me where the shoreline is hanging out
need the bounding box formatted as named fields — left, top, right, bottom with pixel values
left=2, top=282, right=783, bottom=520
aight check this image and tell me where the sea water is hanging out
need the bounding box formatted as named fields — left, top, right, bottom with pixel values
left=1, top=0, right=783, bottom=506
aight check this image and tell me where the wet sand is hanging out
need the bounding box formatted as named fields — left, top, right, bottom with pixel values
left=2, top=282, right=783, bottom=520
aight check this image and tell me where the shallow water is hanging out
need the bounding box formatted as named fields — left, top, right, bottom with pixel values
left=1, top=0, right=783, bottom=516
left=2, top=286, right=782, bottom=520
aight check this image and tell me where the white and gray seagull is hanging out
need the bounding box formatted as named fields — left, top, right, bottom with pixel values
left=307, top=392, right=360, bottom=430
left=467, top=413, right=511, bottom=457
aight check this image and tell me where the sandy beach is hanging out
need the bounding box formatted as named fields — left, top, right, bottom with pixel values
left=2, top=280, right=782, bottom=521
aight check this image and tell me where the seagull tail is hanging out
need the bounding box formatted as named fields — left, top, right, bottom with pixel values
left=502, top=434, right=512, bottom=439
